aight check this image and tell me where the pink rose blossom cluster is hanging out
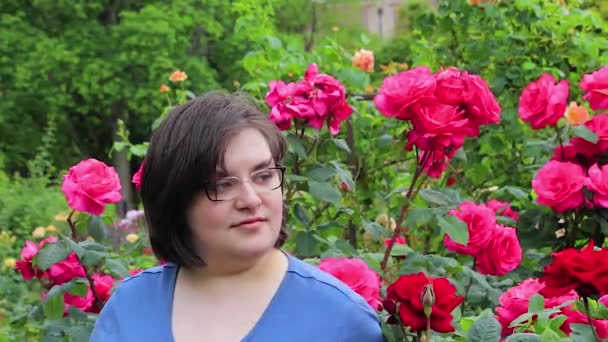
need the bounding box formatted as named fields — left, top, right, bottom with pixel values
left=318, top=257, right=382, bottom=310
left=443, top=200, right=522, bottom=276
left=265, top=63, right=354, bottom=135
left=531, top=114, right=608, bottom=211
left=373, top=66, right=501, bottom=178
left=15, top=237, right=116, bottom=314
left=495, top=277, right=608, bottom=338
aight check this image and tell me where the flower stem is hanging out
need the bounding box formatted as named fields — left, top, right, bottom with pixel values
left=381, top=150, right=432, bottom=270
left=426, top=317, right=432, bottom=342
left=554, top=125, right=565, bottom=161
left=461, top=259, right=476, bottom=315
left=583, top=296, right=601, bottom=342
left=67, top=210, right=104, bottom=312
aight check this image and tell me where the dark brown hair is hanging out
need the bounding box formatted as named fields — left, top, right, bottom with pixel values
left=140, top=91, right=288, bottom=268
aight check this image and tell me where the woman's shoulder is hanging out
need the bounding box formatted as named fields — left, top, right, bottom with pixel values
left=111, top=262, right=178, bottom=302
left=284, top=253, right=375, bottom=312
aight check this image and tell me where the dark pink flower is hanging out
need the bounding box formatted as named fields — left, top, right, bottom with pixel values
left=319, top=257, right=382, bottom=310
left=518, top=73, right=569, bottom=130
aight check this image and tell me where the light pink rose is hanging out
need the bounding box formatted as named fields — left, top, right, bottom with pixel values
left=518, top=73, right=569, bottom=130
left=475, top=225, right=522, bottom=276
left=319, top=257, right=382, bottom=310
left=580, top=65, right=608, bottom=111
left=373, top=66, right=436, bottom=120
left=495, top=278, right=577, bottom=336
left=532, top=161, right=586, bottom=212
left=443, top=201, right=497, bottom=255
left=61, top=158, right=122, bottom=215
left=485, top=199, right=519, bottom=221
left=586, top=163, right=608, bottom=208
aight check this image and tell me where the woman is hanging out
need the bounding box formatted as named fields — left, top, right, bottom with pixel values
left=90, top=91, right=384, bottom=341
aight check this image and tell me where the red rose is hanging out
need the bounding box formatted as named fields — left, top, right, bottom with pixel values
left=518, top=73, right=569, bottom=130
left=319, top=257, right=382, bottom=310
left=540, top=241, right=608, bottom=298
left=443, top=201, right=497, bottom=255
left=373, top=66, right=436, bottom=120
left=580, top=65, right=608, bottom=111
left=484, top=199, right=519, bottom=221
left=552, top=137, right=601, bottom=169
left=531, top=161, right=586, bottom=212
left=61, top=158, right=123, bottom=216
left=383, top=272, right=463, bottom=333
left=475, top=225, right=522, bottom=276
left=560, top=304, right=608, bottom=338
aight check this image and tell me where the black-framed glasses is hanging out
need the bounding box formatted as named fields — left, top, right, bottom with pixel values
left=205, top=166, right=286, bottom=201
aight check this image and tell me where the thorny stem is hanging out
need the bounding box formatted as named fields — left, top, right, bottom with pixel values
left=381, top=151, right=432, bottom=270
left=67, top=210, right=104, bottom=312
left=554, top=125, right=566, bottom=161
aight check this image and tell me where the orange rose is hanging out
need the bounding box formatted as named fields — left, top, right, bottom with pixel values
left=352, top=49, right=374, bottom=73
left=169, top=70, right=188, bottom=83
left=564, top=101, right=590, bottom=125
left=159, top=84, right=170, bottom=93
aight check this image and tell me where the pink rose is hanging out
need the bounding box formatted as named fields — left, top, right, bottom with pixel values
left=15, top=237, right=58, bottom=281
left=475, top=225, right=522, bottom=276
left=580, top=65, right=608, bottom=111
left=64, top=291, right=95, bottom=313
left=485, top=199, right=519, bottom=221
left=61, top=158, right=122, bottom=215
left=495, top=278, right=577, bottom=336
left=586, top=163, right=608, bottom=208
left=373, top=66, right=436, bottom=120
left=586, top=113, right=608, bottom=153
left=44, top=253, right=86, bottom=286
left=407, top=98, right=470, bottom=151
left=518, top=73, right=569, bottom=130
left=532, top=161, right=586, bottom=212
left=435, top=67, right=470, bottom=106
left=319, top=257, right=382, bottom=310
left=443, top=201, right=497, bottom=255
left=463, top=73, right=502, bottom=127
left=132, top=162, right=144, bottom=190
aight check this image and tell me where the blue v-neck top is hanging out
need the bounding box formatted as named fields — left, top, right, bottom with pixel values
left=90, top=252, right=385, bottom=342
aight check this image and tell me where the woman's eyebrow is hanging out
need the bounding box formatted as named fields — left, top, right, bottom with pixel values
left=215, top=158, right=274, bottom=177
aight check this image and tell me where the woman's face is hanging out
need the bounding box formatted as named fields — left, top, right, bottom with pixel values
left=186, top=128, right=284, bottom=263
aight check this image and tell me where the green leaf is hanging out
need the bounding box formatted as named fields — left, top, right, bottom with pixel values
left=42, top=288, right=65, bottom=320
left=438, top=215, right=469, bottom=245
left=34, top=240, right=70, bottom=271
left=418, top=188, right=455, bottom=206
left=306, top=166, right=335, bottom=181
left=404, top=208, right=436, bottom=228
left=295, top=231, right=317, bottom=257
left=529, top=294, right=545, bottom=314
left=467, top=315, right=502, bottom=342
left=572, top=125, right=599, bottom=144
left=286, top=135, right=307, bottom=158
left=64, top=326, right=92, bottom=342
left=331, top=161, right=355, bottom=191
left=105, top=258, right=131, bottom=279
left=308, top=180, right=341, bottom=204
left=80, top=250, right=106, bottom=267
left=88, top=216, right=108, bottom=241
left=391, top=243, right=412, bottom=256
left=293, top=203, right=311, bottom=225
left=331, top=138, right=351, bottom=153
left=66, top=280, right=89, bottom=297
left=78, top=240, right=108, bottom=252
left=539, top=328, right=561, bottom=342
left=505, top=333, right=541, bottom=342
left=362, top=221, right=388, bottom=240
left=569, top=323, right=596, bottom=342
